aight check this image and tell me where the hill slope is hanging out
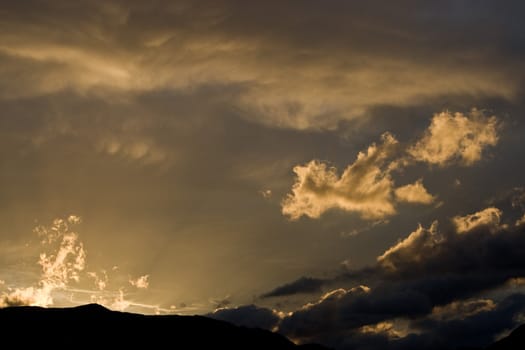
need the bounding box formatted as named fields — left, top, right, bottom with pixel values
left=0, top=304, right=329, bottom=349
left=486, top=324, right=525, bottom=350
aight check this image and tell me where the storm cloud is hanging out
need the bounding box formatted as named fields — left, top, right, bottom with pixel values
left=235, top=206, right=525, bottom=349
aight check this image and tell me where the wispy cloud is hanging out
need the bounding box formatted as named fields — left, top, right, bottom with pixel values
left=1, top=215, right=86, bottom=307
left=129, top=275, right=149, bottom=289
left=0, top=2, right=521, bottom=130
left=0, top=216, right=160, bottom=313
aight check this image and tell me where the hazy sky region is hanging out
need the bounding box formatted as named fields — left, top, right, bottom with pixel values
left=1, top=1, right=525, bottom=349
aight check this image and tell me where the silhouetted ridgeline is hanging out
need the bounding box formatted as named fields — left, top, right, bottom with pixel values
left=0, top=304, right=329, bottom=349
left=485, top=324, right=525, bottom=350
left=2, top=304, right=524, bottom=349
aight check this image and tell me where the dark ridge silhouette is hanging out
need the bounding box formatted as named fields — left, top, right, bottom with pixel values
left=0, top=304, right=330, bottom=349
left=486, top=324, right=525, bottom=350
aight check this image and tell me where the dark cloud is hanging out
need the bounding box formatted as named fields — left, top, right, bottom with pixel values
left=279, top=286, right=432, bottom=339
left=394, top=294, right=525, bottom=350
left=262, top=277, right=325, bottom=298
left=208, top=304, right=281, bottom=331
left=252, top=207, right=525, bottom=349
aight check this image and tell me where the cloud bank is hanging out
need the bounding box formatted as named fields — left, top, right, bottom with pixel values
left=220, top=206, right=525, bottom=349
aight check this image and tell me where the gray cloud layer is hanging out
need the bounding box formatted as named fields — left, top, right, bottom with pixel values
left=1, top=1, right=524, bottom=129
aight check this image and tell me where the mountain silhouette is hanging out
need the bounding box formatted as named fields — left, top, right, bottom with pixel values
left=0, top=304, right=330, bottom=349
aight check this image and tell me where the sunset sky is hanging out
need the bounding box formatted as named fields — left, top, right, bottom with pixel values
left=1, top=1, right=525, bottom=349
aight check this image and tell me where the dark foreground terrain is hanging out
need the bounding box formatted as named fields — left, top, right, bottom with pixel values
left=485, top=324, right=525, bottom=350
left=0, top=304, right=328, bottom=349
left=1, top=304, right=524, bottom=350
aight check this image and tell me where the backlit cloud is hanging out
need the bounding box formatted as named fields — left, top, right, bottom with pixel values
left=254, top=206, right=525, bottom=348
left=209, top=304, right=282, bottom=331
left=1, top=216, right=86, bottom=307
left=282, top=133, right=398, bottom=220
left=377, top=221, right=441, bottom=271
left=430, top=299, right=496, bottom=321
left=129, top=275, right=150, bottom=289
left=0, top=216, right=157, bottom=313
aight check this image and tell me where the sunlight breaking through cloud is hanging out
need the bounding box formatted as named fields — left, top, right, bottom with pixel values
left=1, top=215, right=86, bottom=307
left=129, top=275, right=149, bottom=289
left=0, top=215, right=158, bottom=313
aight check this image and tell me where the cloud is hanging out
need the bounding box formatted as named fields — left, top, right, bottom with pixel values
left=430, top=299, right=496, bottom=321
left=96, top=137, right=167, bottom=164
left=517, top=214, right=525, bottom=227
left=402, top=294, right=525, bottom=350
left=0, top=2, right=522, bottom=130
left=282, top=109, right=499, bottom=221
left=408, top=110, right=499, bottom=166
left=260, top=206, right=525, bottom=348
left=259, top=189, right=272, bottom=199
left=87, top=271, right=108, bottom=291
left=110, top=289, right=131, bottom=311
left=0, top=216, right=159, bottom=313
left=359, top=321, right=407, bottom=339
left=377, top=221, right=442, bottom=271
left=394, top=179, right=436, bottom=204
left=261, top=277, right=325, bottom=298
left=211, top=296, right=232, bottom=310
left=452, top=207, right=503, bottom=234
left=282, top=132, right=398, bottom=220
left=376, top=207, right=524, bottom=285
left=279, top=285, right=432, bottom=340
left=1, top=216, right=87, bottom=307
left=209, top=304, right=282, bottom=331
left=129, top=275, right=149, bottom=289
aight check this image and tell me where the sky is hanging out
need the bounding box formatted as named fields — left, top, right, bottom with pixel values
left=1, top=1, right=525, bottom=349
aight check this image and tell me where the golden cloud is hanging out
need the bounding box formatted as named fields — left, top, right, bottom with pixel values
left=408, top=110, right=499, bottom=166
left=282, top=133, right=398, bottom=220
left=395, top=179, right=436, bottom=204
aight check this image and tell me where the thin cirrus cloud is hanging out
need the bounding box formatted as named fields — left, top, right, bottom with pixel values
left=0, top=216, right=158, bottom=312
left=0, top=216, right=86, bottom=307
left=282, top=110, right=497, bottom=220
left=129, top=275, right=150, bottom=289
